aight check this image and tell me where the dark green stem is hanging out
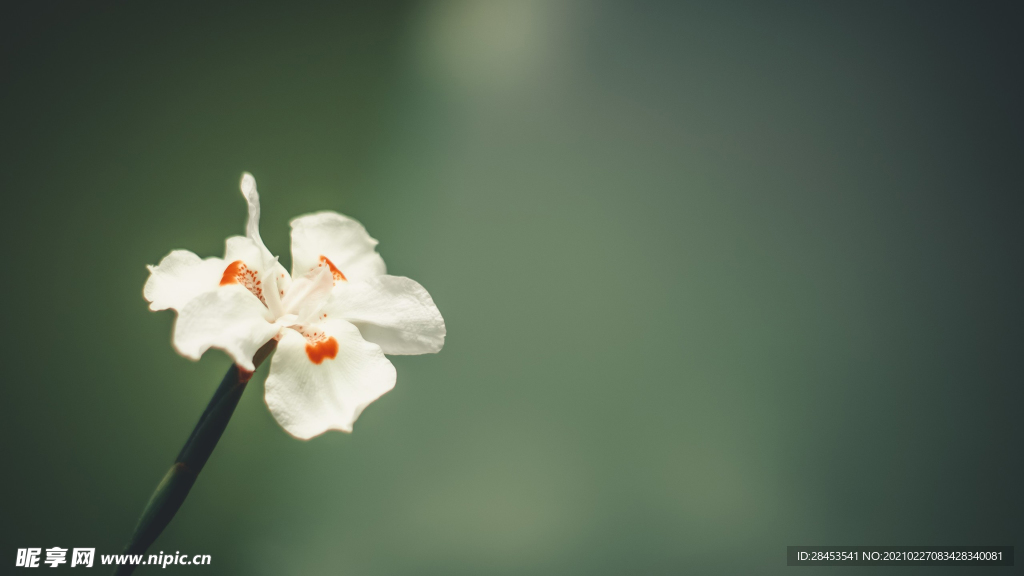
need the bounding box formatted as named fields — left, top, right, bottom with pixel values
left=113, top=341, right=277, bottom=576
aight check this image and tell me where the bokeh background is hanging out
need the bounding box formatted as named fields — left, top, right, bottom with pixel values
left=2, top=1, right=1021, bottom=574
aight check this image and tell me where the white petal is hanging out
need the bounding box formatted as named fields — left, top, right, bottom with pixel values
left=289, top=211, right=387, bottom=282
left=239, top=172, right=268, bottom=252
left=239, top=172, right=283, bottom=266
left=238, top=175, right=291, bottom=317
left=281, top=265, right=334, bottom=323
left=264, top=320, right=396, bottom=438
left=143, top=250, right=226, bottom=312
left=220, top=234, right=289, bottom=318
left=260, top=265, right=287, bottom=320
left=224, top=235, right=265, bottom=265
left=326, top=275, right=446, bottom=355
left=172, top=285, right=281, bottom=371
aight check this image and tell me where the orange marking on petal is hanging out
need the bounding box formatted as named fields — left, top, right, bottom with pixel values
left=220, top=260, right=266, bottom=304
left=319, top=255, right=347, bottom=281
left=220, top=260, right=244, bottom=285
left=305, top=336, right=338, bottom=364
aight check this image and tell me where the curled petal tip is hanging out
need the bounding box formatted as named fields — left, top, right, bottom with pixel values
left=240, top=172, right=256, bottom=197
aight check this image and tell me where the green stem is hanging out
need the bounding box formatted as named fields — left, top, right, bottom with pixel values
left=113, top=341, right=277, bottom=576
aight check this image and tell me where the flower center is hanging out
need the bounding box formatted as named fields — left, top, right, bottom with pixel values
left=219, top=260, right=266, bottom=305
left=318, top=255, right=347, bottom=282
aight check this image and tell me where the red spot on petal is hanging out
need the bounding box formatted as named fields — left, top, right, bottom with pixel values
left=319, top=255, right=347, bottom=282
left=305, top=336, right=338, bottom=364
left=220, top=260, right=244, bottom=285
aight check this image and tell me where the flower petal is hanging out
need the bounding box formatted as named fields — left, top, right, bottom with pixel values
left=220, top=234, right=289, bottom=317
left=239, top=172, right=276, bottom=264
left=239, top=174, right=291, bottom=316
left=172, top=285, right=281, bottom=371
left=289, top=211, right=386, bottom=282
left=236, top=176, right=292, bottom=315
left=281, top=265, right=334, bottom=323
left=143, top=250, right=226, bottom=312
left=264, top=319, right=396, bottom=438
left=223, top=235, right=266, bottom=266
left=326, top=275, right=446, bottom=355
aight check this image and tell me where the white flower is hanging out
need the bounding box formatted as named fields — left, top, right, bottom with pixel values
left=143, top=173, right=445, bottom=439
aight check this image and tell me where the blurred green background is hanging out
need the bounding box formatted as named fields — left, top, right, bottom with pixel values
left=2, top=1, right=1021, bottom=574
